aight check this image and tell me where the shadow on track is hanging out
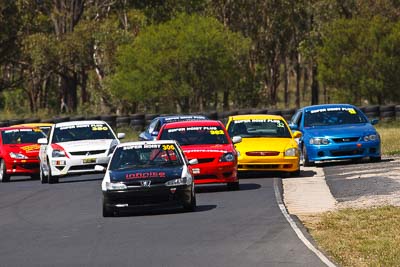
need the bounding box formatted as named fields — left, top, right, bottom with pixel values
left=110, top=204, right=217, bottom=217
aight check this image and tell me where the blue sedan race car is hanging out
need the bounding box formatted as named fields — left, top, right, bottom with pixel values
left=289, top=104, right=381, bottom=166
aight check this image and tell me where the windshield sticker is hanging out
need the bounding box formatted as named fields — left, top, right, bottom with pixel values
left=162, top=144, right=175, bottom=150
left=184, top=149, right=228, bottom=153
left=167, top=126, right=218, bottom=133
left=126, top=172, right=166, bottom=179
left=123, top=144, right=162, bottom=150
left=310, top=107, right=358, bottom=114
left=58, top=124, right=106, bottom=130
left=164, top=116, right=205, bottom=121
left=4, top=129, right=33, bottom=133
left=210, top=130, right=224, bottom=135
left=234, top=119, right=285, bottom=127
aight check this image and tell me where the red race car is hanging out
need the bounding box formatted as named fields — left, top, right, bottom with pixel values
left=0, top=126, right=47, bottom=182
left=157, top=120, right=242, bottom=190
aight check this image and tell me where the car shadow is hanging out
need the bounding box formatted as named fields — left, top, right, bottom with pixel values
left=195, top=183, right=261, bottom=194
left=112, top=204, right=217, bottom=217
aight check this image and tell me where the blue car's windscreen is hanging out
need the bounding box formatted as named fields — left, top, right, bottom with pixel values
left=304, top=107, right=368, bottom=127
left=160, top=126, right=229, bottom=145
left=109, top=143, right=183, bottom=171
left=228, top=119, right=291, bottom=138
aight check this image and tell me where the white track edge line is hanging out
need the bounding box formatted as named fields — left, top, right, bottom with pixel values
left=273, top=178, right=336, bottom=267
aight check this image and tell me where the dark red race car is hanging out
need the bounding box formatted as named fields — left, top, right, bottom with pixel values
left=0, top=126, right=46, bottom=182
left=157, top=120, right=242, bottom=190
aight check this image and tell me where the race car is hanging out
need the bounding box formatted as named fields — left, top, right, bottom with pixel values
left=38, top=120, right=125, bottom=184
left=99, top=140, right=197, bottom=217
left=157, top=120, right=242, bottom=190
left=139, top=115, right=207, bottom=141
left=289, top=104, right=381, bottom=166
left=226, top=114, right=302, bottom=176
left=0, top=126, right=47, bottom=182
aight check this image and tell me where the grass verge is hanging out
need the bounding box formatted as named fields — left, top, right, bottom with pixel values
left=303, top=206, right=400, bottom=267
left=376, top=121, right=400, bottom=155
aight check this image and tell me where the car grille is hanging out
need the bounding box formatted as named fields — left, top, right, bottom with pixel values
left=194, top=175, right=218, bottom=179
left=332, top=137, right=360, bottom=143
left=238, top=164, right=279, bottom=169
left=69, top=150, right=106, bottom=156
left=331, top=149, right=364, bottom=156
left=69, top=164, right=106, bottom=171
left=19, top=163, right=39, bottom=170
left=246, top=151, right=280, bottom=156
left=197, top=158, right=215, bottom=164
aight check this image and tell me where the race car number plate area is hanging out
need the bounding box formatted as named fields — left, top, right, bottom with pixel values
left=83, top=158, right=96, bottom=164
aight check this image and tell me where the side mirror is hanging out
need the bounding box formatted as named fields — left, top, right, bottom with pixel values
left=37, top=138, right=48, bottom=145
left=151, top=131, right=159, bottom=137
left=117, top=133, right=125, bottom=139
left=370, top=119, right=379, bottom=125
left=94, top=165, right=106, bottom=172
left=232, top=136, right=242, bottom=144
left=292, top=131, right=302, bottom=139
left=188, top=159, right=198, bottom=165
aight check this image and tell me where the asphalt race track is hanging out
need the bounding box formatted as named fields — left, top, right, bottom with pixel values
left=0, top=173, right=326, bottom=267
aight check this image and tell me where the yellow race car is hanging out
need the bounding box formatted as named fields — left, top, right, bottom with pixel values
left=226, top=114, right=302, bottom=176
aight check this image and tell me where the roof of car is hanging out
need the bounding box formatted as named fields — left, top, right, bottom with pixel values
left=160, top=120, right=223, bottom=129
left=229, top=114, right=284, bottom=120
left=54, top=120, right=108, bottom=127
left=301, top=103, right=356, bottom=111
left=0, top=126, right=38, bottom=131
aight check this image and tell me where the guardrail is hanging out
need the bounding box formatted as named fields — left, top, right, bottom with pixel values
left=1, top=104, right=399, bottom=130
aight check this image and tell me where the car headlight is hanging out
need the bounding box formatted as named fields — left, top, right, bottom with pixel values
left=309, top=138, right=329, bottom=145
left=52, top=149, right=66, bottom=157
left=284, top=148, right=298, bottom=157
left=105, top=182, right=127, bottom=191
left=219, top=152, right=235, bottom=162
left=9, top=152, right=28, bottom=159
left=363, top=134, right=378, bottom=141
left=165, top=176, right=192, bottom=186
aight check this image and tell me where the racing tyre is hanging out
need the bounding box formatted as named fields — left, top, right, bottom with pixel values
left=183, top=187, right=197, bottom=212
left=40, top=167, right=48, bottom=184
left=47, top=160, right=59, bottom=184
left=30, top=173, right=40, bottom=180
left=0, top=159, right=10, bottom=183
left=370, top=156, right=381, bottom=163
left=103, top=200, right=114, bottom=217
left=302, top=146, right=314, bottom=167
left=227, top=182, right=240, bottom=191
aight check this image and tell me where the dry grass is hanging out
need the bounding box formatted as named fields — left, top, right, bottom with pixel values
left=304, top=206, right=400, bottom=267
left=376, top=121, right=400, bottom=155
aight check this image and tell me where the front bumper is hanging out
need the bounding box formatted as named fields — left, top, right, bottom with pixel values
left=49, top=155, right=110, bottom=176
left=306, top=141, right=381, bottom=162
left=4, top=159, right=39, bottom=176
left=103, top=184, right=192, bottom=209
left=237, top=155, right=300, bottom=172
left=191, top=161, right=238, bottom=185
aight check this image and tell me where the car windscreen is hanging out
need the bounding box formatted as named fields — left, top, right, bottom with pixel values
left=304, top=107, right=368, bottom=127
left=109, top=143, right=183, bottom=170
left=52, top=123, right=114, bottom=143
left=160, top=126, right=229, bottom=145
left=2, top=128, right=46, bottom=144
left=228, top=119, right=291, bottom=138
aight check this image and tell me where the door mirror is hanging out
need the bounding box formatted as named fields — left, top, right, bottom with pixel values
left=37, top=138, right=48, bottom=145
left=292, top=131, right=302, bottom=139
left=188, top=159, right=198, bottom=165
left=232, top=136, right=242, bottom=144
left=117, top=133, right=125, bottom=139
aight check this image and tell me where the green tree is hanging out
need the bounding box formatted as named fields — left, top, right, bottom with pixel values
left=318, top=16, right=400, bottom=104
left=108, top=13, right=250, bottom=113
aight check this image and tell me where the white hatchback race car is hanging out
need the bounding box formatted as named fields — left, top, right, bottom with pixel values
left=38, top=120, right=125, bottom=184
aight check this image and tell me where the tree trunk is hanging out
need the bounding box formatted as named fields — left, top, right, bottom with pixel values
left=311, top=63, right=319, bottom=105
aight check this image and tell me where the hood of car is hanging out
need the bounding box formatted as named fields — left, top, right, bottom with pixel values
left=1, top=143, right=41, bottom=156
left=109, top=166, right=183, bottom=183
left=181, top=144, right=235, bottom=159
left=235, top=137, right=296, bottom=153
left=55, top=139, right=114, bottom=152
left=303, top=123, right=376, bottom=138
